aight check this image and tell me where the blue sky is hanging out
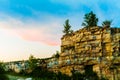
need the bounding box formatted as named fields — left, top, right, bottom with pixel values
left=0, top=0, right=120, bottom=61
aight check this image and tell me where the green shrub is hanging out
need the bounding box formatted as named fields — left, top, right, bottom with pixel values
left=0, top=62, right=9, bottom=80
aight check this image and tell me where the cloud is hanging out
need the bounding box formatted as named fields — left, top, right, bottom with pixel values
left=0, top=26, right=61, bottom=62
left=0, top=28, right=60, bottom=61
left=1, top=0, right=120, bottom=47
left=14, top=27, right=61, bottom=46
left=0, top=14, right=63, bottom=46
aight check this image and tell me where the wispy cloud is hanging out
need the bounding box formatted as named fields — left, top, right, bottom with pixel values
left=1, top=0, right=120, bottom=61
left=0, top=14, right=63, bottom=46
left=1, top=0, right=120, bottom=47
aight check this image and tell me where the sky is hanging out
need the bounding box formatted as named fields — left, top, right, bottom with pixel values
left=0, top=0, right=120, bottom=62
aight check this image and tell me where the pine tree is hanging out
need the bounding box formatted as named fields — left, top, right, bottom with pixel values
left=102, top=20, right=112, bottom=28
left=63, top=19, right=73, bottom=35
left=82, top=11, right=98, bottom=27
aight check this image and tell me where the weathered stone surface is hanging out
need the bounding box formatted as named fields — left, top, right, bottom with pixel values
left=49, top=26, right=120, bottom=80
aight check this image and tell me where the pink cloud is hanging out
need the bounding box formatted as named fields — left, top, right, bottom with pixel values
left=13, top=28, right=61, bottom=46
left=0, top=15, right=63, bottom=46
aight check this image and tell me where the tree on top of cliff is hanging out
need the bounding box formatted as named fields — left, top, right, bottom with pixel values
left=102, top=20, right=112, bottom=28
left=63, top=19, right=73, bottom=35
left=82, top=11, right=98, bottom=27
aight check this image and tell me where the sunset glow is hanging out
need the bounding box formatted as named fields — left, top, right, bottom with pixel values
left=0, top=0, right=120, bottom=61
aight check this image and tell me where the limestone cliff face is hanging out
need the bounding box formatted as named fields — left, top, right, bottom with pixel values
left=47, top=26, right=120, bottom=79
